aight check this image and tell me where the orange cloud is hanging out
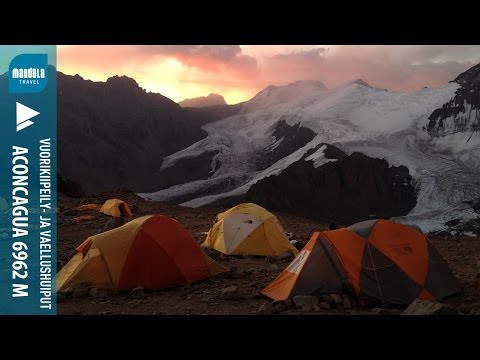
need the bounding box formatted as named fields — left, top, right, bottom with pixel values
left=58, top=45, right=480, bottom=104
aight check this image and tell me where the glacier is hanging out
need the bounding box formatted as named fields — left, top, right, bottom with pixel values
left=139, top=79, right=480, bottom=232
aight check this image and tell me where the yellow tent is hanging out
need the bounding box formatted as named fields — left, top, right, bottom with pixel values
left=100, top=198, right=132, bottom=217
left=202, top=203, right=298, bottom=257
left=57, top=215, right=226, bottom=291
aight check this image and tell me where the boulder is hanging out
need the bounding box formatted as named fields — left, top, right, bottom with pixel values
left=293, top=295, right=319, bottom=308
left=88, top=287, right=108, bottom=298
left=128, top=286, right=145, bottom=299
left=221, top=286, right=243, bottom=300
left=342, top=294, right=353, bottom=309
left=370, top=308, right=389, bottom=315
left=319, top=302, right=332, bottom=310
left=258, top=301, right=274, bottom=315
left=401, top=299, right=458, bottom=315
left=330, top=294, right=343, bottom=304
left=72, top=286, right=89, bottom=298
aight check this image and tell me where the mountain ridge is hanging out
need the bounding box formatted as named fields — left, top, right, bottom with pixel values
left=179, top=93, right=227, bottom=108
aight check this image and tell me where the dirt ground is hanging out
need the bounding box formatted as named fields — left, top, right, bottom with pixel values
left=57, top=191, right=480, bottom=315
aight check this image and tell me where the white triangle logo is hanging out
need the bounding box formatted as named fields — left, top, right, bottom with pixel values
left=16, top=102, right=40, bottom=132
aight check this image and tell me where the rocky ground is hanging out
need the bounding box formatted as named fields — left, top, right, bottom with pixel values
left=57, top=190, right=480, bottom=315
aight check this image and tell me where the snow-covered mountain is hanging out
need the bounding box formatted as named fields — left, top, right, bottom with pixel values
left=139, top=69, right=480, bottom=233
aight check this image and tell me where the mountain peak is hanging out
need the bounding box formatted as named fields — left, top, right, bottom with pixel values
left=454, top=62, right=480, bottom=86
left=106, top=75, right=140, bottom=88
left=285, top=80, right=328, bottom=89
left=179, top=93, right=227, bottom=108
left=351, top=79, right=371, bottom=87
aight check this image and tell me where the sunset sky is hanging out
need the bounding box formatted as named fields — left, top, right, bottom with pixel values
left=58, top=45, right=480, bottom=104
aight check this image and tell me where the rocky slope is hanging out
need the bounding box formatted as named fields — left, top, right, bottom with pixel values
left=57, top=72, right=240, bottom=193
left=427, top=63, right=480, bottom=135
left=245, top=144, right=416, bottom=224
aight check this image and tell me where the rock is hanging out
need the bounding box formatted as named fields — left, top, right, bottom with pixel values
left=101, top=217, right=125, bottom=233
left=57, top=292, right=66, bottom=302
left=269, top=264, right=280, bottom=271
left=370, top=308, right=389, bottom=315
left=258, top=301, right=274, bottom=315
left=88, top=287, right=108, bottom=298
left=64, top=209, right=77, bottom=216
left=228, top=268, right=245, bottom=279
left=182, top=284, right=192, bottom=292
left=274, top=303, right=287, bottom=313
left=128, top=286, right=145, bottom=299
left=293, top=295, right=319, bottom=308
left=99, top=311, right=113, bottom=315
left=230, top=272, right=245, bottom=279
left=301, top=306, right=314, bottom=313
left=320, top=294, right=334, bottom=304
left=401, top=299, right=458, bottom=315
left=271, top=300, right=289, bottom=313
left=251, top=291, right=263, bottom=299
left=221, top=286, right=243, bottom=300
left=63, top=287, right=74, bottom=298
left=477, top=261, right=480, bottom=268
left=244, top=268, right=255, bottom=275
left=313, top=305, right=320, bottom=312
left=342, top=294, right=352, bottom=309
left=458, top=304, right=474, bottom=315
left=330, top=294, right=343, bottom=304
left=284, top=299, right=293, bottom=308
left=72, top=286, right=89, bottom=298
left=319, top=302, right=332, bottom=310
left=476, top=273, right=480, bottom=279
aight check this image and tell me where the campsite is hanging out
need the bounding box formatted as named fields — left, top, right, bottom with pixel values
left=57, top=190, right=480, bottom=315
left=51, top=53, right=480, bottom=316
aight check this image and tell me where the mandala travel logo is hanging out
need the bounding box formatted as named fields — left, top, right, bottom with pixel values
left=9, top=54, right=49, bottom=93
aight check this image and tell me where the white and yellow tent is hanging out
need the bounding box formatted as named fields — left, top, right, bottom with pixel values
left=202, top=203, right=298, bottom=257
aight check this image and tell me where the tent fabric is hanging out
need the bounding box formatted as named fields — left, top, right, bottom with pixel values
left=77, top=204, right=102, bottom=211
left=100, top=199, right=132, bottom=218
left=57, top=215, right=226, bottom=291
left=202, top=203, right=298, bottom=257
left=262, top=219, right=461, bottom=305
left=73, top=215, right=95, bottom=223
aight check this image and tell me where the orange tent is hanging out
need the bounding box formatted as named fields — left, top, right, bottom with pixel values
left=77, top=204, right=102, bottom=211
left=57, top=215, right=226, bottom=291
left=262, top=219, right=461, bottom=305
